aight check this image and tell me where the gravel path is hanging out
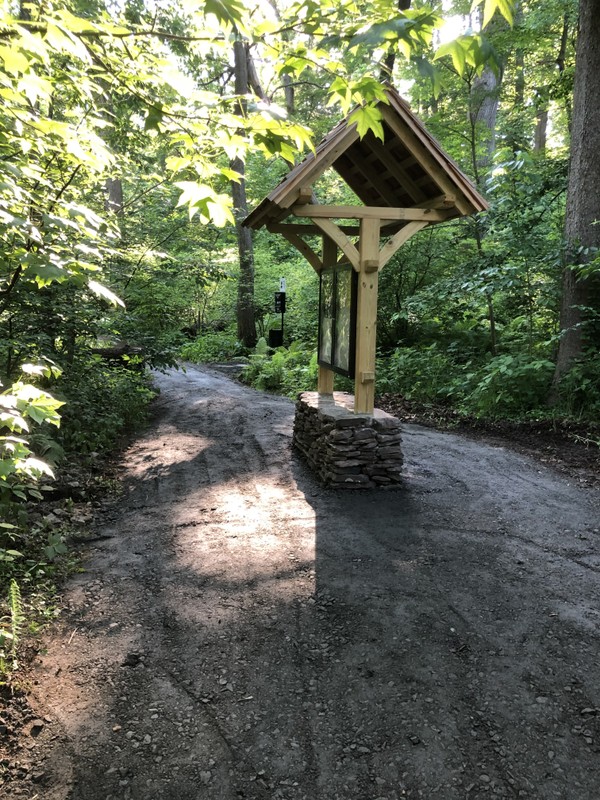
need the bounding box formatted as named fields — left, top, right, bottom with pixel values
left=13, top=364, right=600, bottom=800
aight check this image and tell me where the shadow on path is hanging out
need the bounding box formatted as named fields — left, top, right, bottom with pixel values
left=29, top=366, right=600, bottom=800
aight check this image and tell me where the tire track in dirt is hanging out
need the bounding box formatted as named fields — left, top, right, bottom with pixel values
left=9, top=364, right=600, bottom=800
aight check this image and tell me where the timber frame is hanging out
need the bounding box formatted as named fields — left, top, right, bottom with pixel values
left=244, top=85, right=488, bottom=415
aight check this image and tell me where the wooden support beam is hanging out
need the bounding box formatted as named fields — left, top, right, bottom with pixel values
left=271, top=228, right=323, bottom=273
left=418, top=193, right=457, bottom=209
left=379, top=221, right=428, bottom=269
left=292, top=204, right=453, bottom=222
left=354, top=217, right=380, bottom=415
left=318, top=365, right=334, bottom=395
left=335, top=151, right=400, bottom=207
left=311, top=218, right=360, bottom=272
left=365, top=134, right=427, bottom=203
left=380, top=106, right=472, bottom=215
left=269, top=222, right=361, bottom=235
left=296, top=186, right=313, bottom=205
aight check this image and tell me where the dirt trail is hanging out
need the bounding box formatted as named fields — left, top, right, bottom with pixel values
left=9, top=365, right=600, bottom=800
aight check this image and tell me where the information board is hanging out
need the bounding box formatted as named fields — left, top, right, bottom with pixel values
left=318, top=264, right=357, bottom=378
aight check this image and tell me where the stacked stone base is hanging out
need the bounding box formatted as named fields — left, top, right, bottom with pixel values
left=293, top=392, right=403, bottom=489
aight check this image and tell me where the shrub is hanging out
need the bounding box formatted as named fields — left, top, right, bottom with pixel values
left=55, top=357, right=156, bottom=454
left=376, top=344, right=461, bottom=404
left=556, top=353, right=600, bottom=416
left=179, top=332, right=243, bottom=363
left=460, top=353, right=555, bottom=417
left=241, top=343, right=318, bottom=397
left=376, top=346, right=557, bottom=419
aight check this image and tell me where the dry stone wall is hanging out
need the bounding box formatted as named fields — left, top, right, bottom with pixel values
left=293, top=392, right=403, bottom=488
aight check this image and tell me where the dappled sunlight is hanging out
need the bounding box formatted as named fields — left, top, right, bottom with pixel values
left=170, top=474, right=317, bottom=613
left=162, top=562, right=315, bottom=629
left=29, top=366, right=600, bottom=800
left=124, top=429, right=216, bottom=480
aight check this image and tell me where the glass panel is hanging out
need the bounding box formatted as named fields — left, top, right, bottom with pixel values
left=334, top=267, right=352, bottom=372
left=319, top=269, right=333, bottom=364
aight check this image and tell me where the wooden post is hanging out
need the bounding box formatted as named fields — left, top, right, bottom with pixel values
left=354, top=217, right=380, bottom=414
left=317, top=235, right=336, bottom=395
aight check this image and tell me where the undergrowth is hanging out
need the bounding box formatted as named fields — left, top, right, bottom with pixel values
left=0, top=513, right=77, bottom=683
left=239, top=337, right=600, bottom=430
left=0, top=357, right=157, bottom=681
left=179, top=332, right=244, bottom=364
left=241, top=340, right=320, bottom=397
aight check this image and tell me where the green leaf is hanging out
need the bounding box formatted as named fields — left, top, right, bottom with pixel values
left=434, top=40, right=466, bottom=75
left=23, top=263, right=69, bottom=288
left=348, top=11, right=440, bottom=52
left=206, top=200, right=235, bottom=228
left=220, top=167, right=242, bottom=182
left=23, top=457, right=54, bottom=477
left=175, top=181, right=213, bottom=214
left=144, top=105, right=164, bottom=132
left=434, top=34, right=501, bottom=77
left=88, top=280, right=125, bottom=307
left=471, top=0, right=515, bottom=28
left=413, top=57, right=443, bottom=99
left=0, top=45, right=30, bottom=75
left=50, top=9, right=98, bottom=34
left=204, top=0, right=246, bottom=28
left=348, top=105, right=384, bottom=141
left=43, top=21, right=90, bottom=61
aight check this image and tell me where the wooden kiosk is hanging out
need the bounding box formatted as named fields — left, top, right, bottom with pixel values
left=244, top=86, right=488, bottom=487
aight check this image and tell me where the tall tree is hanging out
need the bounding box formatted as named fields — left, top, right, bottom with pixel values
left=231, top=38, right=257, bottom=348
left=554, top=0, right=600, bottom=381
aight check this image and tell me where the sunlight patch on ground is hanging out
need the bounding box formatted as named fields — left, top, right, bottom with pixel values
left=170, top=477, right=317, bottom=611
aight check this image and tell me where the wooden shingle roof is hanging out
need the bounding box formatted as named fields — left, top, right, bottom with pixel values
left=244, top=85, right=488, bottom=231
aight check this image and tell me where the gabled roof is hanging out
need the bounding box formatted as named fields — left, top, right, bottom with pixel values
left=244, top=85, right=488, bottom=231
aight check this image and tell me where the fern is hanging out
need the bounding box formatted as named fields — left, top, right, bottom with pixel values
left=0, top=579, right=24, bottom=675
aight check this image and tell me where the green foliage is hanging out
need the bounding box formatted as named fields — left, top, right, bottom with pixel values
left=241, top=343, right=318, bottom=397
left=55, top=358, right=156, bottom=455
left=180, top=332, right=243, bottom=363
left=434, top=34, right=502, bottom=80
left=461, top=353, right=555, bottom=417
left=0, top=579, right=24, bottom=676
left=556, top=353, right=600, bottom=417
left=377, top=345, right=460, bottom=404
left=378, top=347, right=556, bottom=419
left=0, top=524, right=23, bottom=566
left=0, top=364, right=63, bottom=514
left=472, top=0, right=516, bottom=28
left=0, top=507, right=85, bottom=679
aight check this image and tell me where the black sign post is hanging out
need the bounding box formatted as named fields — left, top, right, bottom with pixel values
left=274, top=290, right=286, bottom=340
left=268, top=279, right=287, bottom=348
left=274, top=291, right=286, bottom=313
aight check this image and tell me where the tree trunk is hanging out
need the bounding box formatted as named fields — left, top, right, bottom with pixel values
left=533, top=107, right=548, bottom=154
left=246, top=43, right=267, bottom=101
left=232, top=38, right=257, bottom=348
left=553, top=0, right=600, bottom=382
left=469, top=10, right=503, bottom=176
left=469, top=65, right=501, bottom=173
left=556, top=14, right=573, bottom=133
left=379, top=0, right=411, bottom=81
left=105, top=176, right=124, bottom=215
left=282, top=74, right=295, bottom=116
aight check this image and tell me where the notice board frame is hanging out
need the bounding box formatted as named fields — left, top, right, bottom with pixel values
left=317, top=263, right=358, bottom=379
